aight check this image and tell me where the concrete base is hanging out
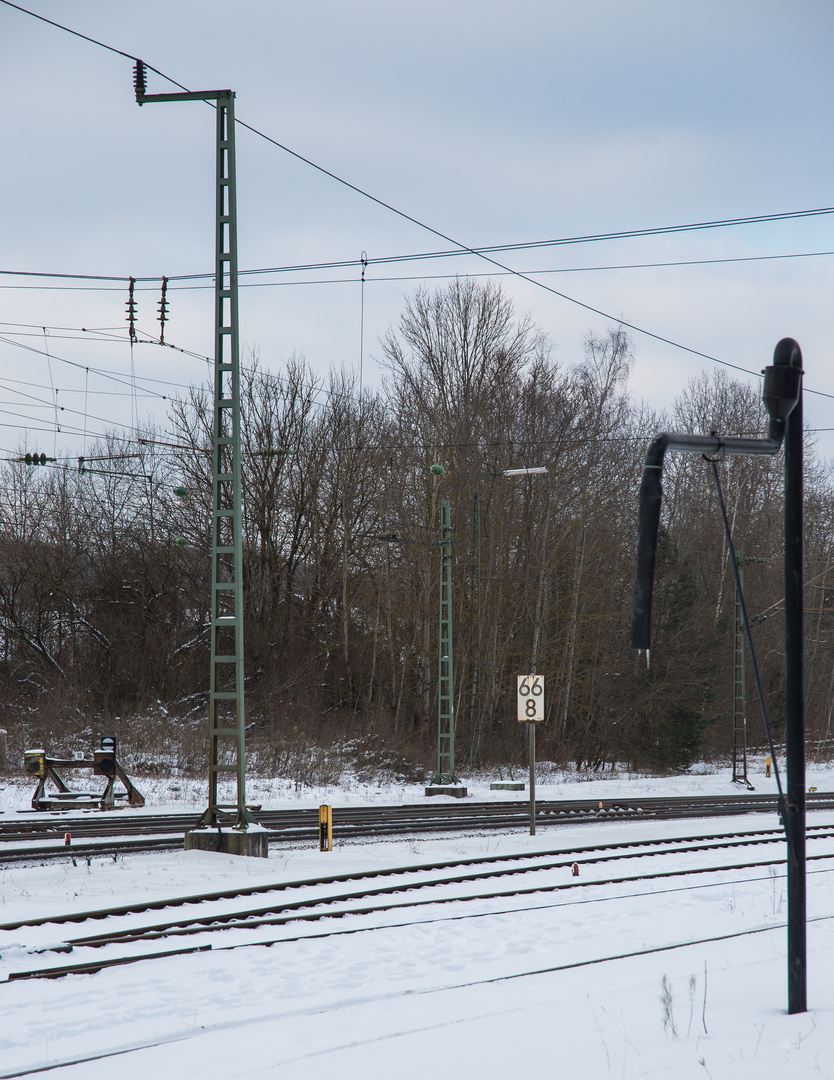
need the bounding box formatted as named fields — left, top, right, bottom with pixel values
left=425, top=785, right=467, bottom=798
left=184, top=826, right=269, bottom=858
left=490, top=781, right=525, bottom=791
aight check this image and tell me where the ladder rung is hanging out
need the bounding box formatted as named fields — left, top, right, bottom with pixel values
left=212, top=691, right=238, bottom=700
left=213, top=655, right=236, bottom=663
left=215, top=509, right=234, bottom=517
left=210, top=764, right=238, bottom=773
left=211, top=729, right=239, bottom=737
left=214, top=582, right=235, bottom=590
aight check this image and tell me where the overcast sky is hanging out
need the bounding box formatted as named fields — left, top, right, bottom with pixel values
left=2, top=0, right=834, bottom=459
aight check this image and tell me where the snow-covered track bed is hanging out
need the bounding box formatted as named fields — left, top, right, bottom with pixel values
left=4, top=823, right=834, bottom=983
left=4, top=790, right=834, bottom=864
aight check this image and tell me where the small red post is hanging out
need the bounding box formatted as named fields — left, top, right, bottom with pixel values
left=572, top=862, right=579, bottom=876
left=64, top=832, right=71, bottom=846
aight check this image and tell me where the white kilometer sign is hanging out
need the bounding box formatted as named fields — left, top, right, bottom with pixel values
left=517, top=675, right=544, bottom=722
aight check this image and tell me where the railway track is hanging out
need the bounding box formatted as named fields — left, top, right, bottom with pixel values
left=2, top=790, right=833, bottom=864
left=4, top=821, right=834, bottom=983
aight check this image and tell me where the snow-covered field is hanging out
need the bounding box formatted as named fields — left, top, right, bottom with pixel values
left=2, top=760, right=834, bottom=1078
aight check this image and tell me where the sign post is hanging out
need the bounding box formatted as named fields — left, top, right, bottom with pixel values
left=518, top=675, right=544, bottom=835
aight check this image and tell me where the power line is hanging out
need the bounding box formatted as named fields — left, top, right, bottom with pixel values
left=2, top=239, right=834, bottom=288
left=0, top=0, right=188, bottom=90
left=4, top=5, right=834, bottom=423
left=0, top=333, right=191, bottom=397
left=4, top=0, right=834, bottom=390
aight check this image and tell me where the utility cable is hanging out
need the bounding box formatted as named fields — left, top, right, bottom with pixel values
left=359, top=250, right=367, bottom=397
left=709, top=460, right=792, bottom=856
left=2, top=236, right=834, bottom=286
left=0, top=0, right=189, bottom=91
left=0, top=335, right=172, bottom=400
left=3, top=0, right=833, bottom=389
left=83, top=366, right=88, bottom=457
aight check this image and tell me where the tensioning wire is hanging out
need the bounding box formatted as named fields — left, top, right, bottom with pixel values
left=2, top=238, right=834, bottom=287
left=3, top=0, right=834, bottom=394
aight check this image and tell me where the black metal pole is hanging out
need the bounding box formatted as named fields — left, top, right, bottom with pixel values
left=629, top=337, right=804, bottom=1014
left=780, top=338, right=806, bottom=1014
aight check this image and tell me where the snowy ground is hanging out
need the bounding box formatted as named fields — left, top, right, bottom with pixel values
left=2, top=760, right=834, bottom=1078
left=3, top=751, right=833, bottom=816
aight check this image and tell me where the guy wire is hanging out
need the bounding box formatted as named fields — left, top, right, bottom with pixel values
left=709, top=459, right=793, bottom=857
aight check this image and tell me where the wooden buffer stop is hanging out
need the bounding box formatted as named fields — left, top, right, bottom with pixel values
left=24, top=736, right=145, bottom=811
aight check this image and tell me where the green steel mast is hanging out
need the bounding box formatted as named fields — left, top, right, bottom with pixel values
left=135, top=64, right=252, bottom=829
left=467, top=490, right=481, bottom=762
left=433, top=499, right=458, bottom=784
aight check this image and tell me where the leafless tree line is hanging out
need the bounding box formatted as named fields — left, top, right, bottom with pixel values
left=2, top=279, right=833, bottom=776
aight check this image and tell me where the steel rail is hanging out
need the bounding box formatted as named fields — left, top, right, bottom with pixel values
left=0, top=820, right=826, bottom=931
left=61, top=830, right=834, bottom=948
left=3, top=790, right=834, bottom=849
left=5, top=822, right=834, bottom=938
left=9, top=848, right=834, bottom=982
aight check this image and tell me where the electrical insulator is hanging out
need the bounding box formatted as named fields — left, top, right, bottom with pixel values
left=134, top=60, right=147, bottom=103
left=126, top=278, right=137, bottom=343
left=174, top=536, right=189, bottom=548
left=158, top=277, right=169, bottom=344
left=173, top=486, right=187, bottom=498
left=24, top=453, right=47, bottom=466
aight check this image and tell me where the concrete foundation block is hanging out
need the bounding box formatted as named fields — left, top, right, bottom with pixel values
left=425, top=785, right=467, bottom=798
left=184, top=826, right=269, bottom=858
left=490, top=781, right=525, bottom=791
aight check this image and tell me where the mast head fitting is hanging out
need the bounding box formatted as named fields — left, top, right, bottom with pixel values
left=762, top=338, right=802, bottom=441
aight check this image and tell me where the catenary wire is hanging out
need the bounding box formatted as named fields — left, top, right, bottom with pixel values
left=2, top=248, right=834, bottom=294
left=2, top=238, right=834, bottom=287
left=2, top=0, right=833, bottom=393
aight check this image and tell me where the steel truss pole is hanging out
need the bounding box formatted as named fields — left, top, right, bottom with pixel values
left=433, top=499, right=457, bottom=785
left=467, top=490, right=481, bottom=762
left=135, top=67, right=251, bottom=830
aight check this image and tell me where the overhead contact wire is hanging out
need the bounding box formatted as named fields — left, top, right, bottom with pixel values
left=3, top=0, right=834, bottom=388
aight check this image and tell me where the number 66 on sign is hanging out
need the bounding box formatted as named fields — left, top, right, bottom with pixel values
left=517, top=675, right=544, bottom=722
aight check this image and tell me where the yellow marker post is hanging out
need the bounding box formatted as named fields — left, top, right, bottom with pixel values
left=319, top=805, right=333, bottom=851
left=766, top=756, right=772, bottom=778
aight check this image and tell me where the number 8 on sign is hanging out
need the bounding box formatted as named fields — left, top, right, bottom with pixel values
left=517, top=674, right=544, bottom=722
